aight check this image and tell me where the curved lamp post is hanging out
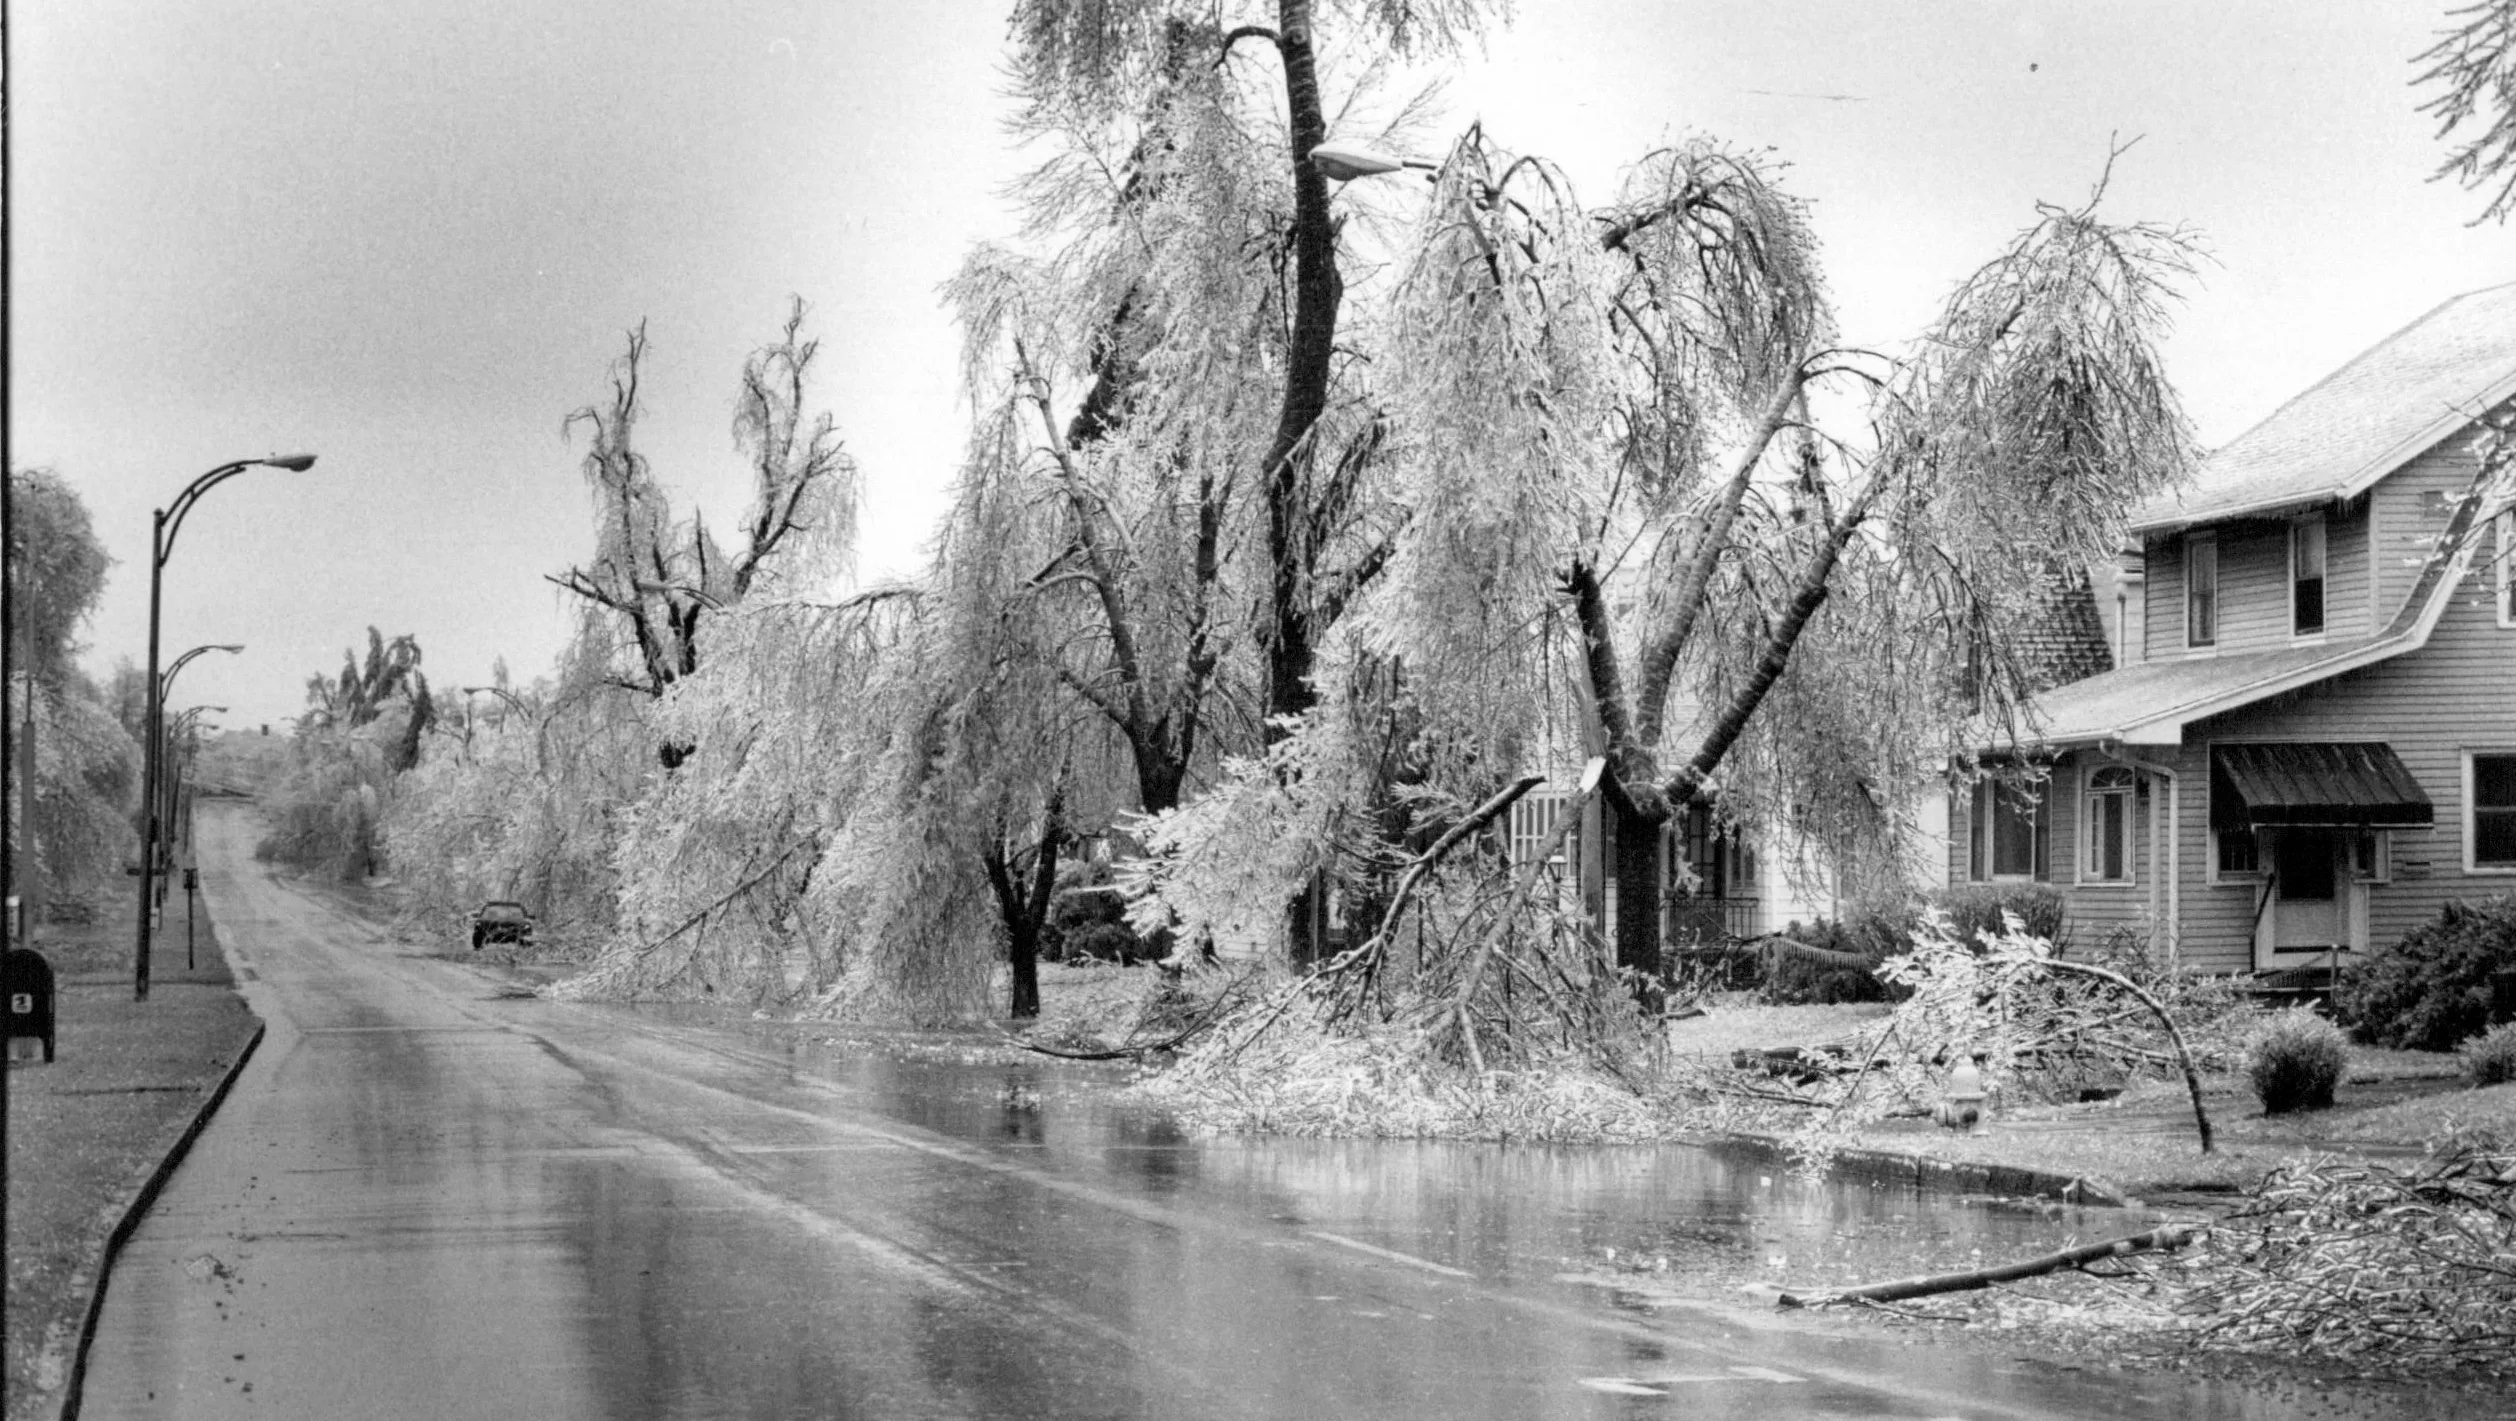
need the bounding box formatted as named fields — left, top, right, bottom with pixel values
left=159, top=705, right=226, bottom=919
left=134, top=455, right=318, bottom=999
left=161, top=642, right=245, bottom=697
left=156, top=648, right=242, bottom=836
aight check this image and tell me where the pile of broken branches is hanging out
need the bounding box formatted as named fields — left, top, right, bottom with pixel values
left=2166, top=1131, right=2516, bottom=1370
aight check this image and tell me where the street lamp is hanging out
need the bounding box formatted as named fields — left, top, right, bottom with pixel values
left=158, top=706, right=225, bottom=922
left=1307, top=140, right=1437, bottom=183
left=134, top=455, right=318, bottom=1000
left=157, top=648, right=242, bottom=839
left=161, top=643, right=245, bottom=697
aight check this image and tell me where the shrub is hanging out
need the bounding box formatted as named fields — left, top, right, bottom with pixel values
left=2459, top=1022, right=2516, bottom=1088
left=1761, top=901, right=1920, bottom=1005
left=2332, top=895, right=2516, bottom=1052
left=1063, top=922, right=1147, bottom=964
left=1045, top=863, right=1150, bottom=963
left=1930, top=883, right=2068, bottom=949
left=2248, top=1008, right=2349, bottom=1114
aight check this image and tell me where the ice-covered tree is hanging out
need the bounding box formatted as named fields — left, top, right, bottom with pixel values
left=2419, top=0, right=2516, bottom=223
left=553, top=300, right=860, bottom=765
left=1338, top=131, right=2198, bottom=994
left=6, top=466, right=141, bottom=902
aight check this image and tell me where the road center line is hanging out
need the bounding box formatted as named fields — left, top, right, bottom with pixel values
left=1304, top=1230, right=1474, bottom=1279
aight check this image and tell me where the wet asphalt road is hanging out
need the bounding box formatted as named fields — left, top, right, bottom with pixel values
left=77, top=804, right=2428, bottom=1420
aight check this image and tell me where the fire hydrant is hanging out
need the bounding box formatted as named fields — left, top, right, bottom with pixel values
left=1935, top=1055, right=1988, bottom=1132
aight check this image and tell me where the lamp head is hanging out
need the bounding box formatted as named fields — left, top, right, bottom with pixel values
left=262, top=454, right=319, bottom=472
left=1309, top=142, right=1405, bottom=182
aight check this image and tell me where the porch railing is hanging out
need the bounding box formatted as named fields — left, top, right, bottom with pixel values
left=1664, top=894, right=1763, bottom=947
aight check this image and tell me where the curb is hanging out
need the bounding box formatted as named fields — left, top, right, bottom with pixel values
left=1711, top=1131, right=2132, bottom=1208
left=54, top=1020, right=268, bottom=1421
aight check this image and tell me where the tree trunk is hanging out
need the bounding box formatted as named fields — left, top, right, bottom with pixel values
left=1261, top=0, right=1339, bottom=740
left=1609, top=798, right=1668, bottom=1010
left=987, top=794, right=1066, bottom=1021
left=1130, top=735, right=1185, bottom=816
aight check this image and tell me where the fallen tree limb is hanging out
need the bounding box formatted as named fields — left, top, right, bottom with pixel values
left=1773, top=1224, right=2200, bottom=1308
left=1343, top=773, right=1546, bottom=984
left=1432, top=775, right=1599, bottom=1074
left=2043, top=959, right=2214, bottom=1153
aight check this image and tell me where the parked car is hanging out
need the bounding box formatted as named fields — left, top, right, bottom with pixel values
left=471, top=901, right=534, bottom=952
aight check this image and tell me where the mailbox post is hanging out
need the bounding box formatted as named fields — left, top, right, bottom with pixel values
left=6, top=947, right=57, bottom=1063
left=186, top=866, right=201, bottom=969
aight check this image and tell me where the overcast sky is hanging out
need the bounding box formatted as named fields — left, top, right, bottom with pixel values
left=10, top=0, right=2509, bottom=729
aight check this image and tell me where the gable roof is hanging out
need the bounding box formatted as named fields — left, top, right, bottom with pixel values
left=2128, top=282, right=2516, bottom=537
left=1997, top=484, right=2491, bottom=749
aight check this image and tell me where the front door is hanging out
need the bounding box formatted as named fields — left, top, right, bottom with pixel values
left=2269, top=828, right=2345, bottom=954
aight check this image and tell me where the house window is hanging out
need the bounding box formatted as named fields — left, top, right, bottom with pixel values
left=1507, top=792, right=1572, bottom=879
left=1970, top=779, right=2048, bottom=882
left=2471, top=752, right=2516, bottom=872
left=2082, top=766, right=2135, bottom=883
left=2215, top=827, right=2262, bottom=878
left=2291, top=515, right=2326, bottom=637
left=2349, top=831, right=2390, bottom=883
left=2496, top=510, right=2514, bottom=628
left=2185, top=534, right=2218, bottom=648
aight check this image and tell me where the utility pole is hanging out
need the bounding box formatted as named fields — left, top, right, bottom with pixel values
left=12, top=574, right=37, bottom=947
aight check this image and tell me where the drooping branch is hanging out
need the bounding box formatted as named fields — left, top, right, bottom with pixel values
left=1661, top=464, right=1884, bottom=809
left=1633, top=372, right=1808, bottom=748
left=1318, top=773, right=1545, bottom=991
left=2416, top=0, right=2516, bottom=224
left=2045, top=958, right=2214, bottom=1153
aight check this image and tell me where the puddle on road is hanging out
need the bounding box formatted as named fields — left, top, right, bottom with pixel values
left=524, top=1003, right=2484, bottom=1421
left=625, top=1004, right=2154, bottom=1305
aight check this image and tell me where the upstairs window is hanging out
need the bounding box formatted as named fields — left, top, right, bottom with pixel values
left=2291, top=515, right=2326, bottom=637
left=2473, top=753, right=2516, bottom=872
left=2185, top=534, right=2218, bottom=648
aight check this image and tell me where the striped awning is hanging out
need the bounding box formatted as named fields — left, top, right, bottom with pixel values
left=2209, top=742, right=2433, bottom=833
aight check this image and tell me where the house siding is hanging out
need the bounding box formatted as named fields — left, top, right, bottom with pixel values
left=2172, top=557, right=2516, bottom=972
left=2370, top=440, right=2486, bottom=616
left=1966, top=546, right=2511, bottom=974
left=2142, top=500, right=2378, bottom=660
left=1948, top=754, right=2165, bottom=951
left=2143, top=535, right=2184, bottom=663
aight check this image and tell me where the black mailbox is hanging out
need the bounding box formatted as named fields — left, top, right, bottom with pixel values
left=5, top=948, right=56, bottom=1063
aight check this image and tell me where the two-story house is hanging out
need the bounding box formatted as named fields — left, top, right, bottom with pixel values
left=1954, top=282, right=2516, bottom=976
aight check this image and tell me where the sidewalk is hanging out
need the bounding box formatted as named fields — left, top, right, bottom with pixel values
left=3, top=890, right=263, bottom=1421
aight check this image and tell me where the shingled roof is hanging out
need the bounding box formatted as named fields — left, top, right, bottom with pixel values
left=2012, top=565, right=2113, bottom=693
left=2128, top=282, right=2516, bottom=537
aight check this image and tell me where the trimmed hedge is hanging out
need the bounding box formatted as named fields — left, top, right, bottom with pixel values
left=2332, top=895, right=2516, bottom=1053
